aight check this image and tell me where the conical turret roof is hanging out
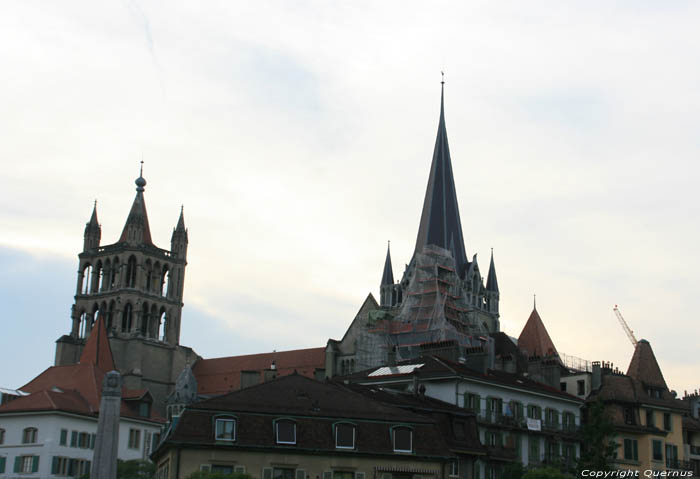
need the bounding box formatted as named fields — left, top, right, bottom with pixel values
left=119, top=171, right=154, bottom=246
left=627, top=339, right=667, bottom=389
left=517, top=305, right=558, bottom=358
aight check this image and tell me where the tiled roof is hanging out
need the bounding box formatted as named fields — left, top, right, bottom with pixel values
left=517, top=308, right=559, bottom=358
left=160, top=374, right=453, bottom=460
left=626, top=340, right=667, bottom=389
left=192, top=347, right=325, bottom=395
left=683, top=415, right=700, bottom=432
left=588, top=372, right=686, bottom=412
left=0, top=318, right=163, bottom=423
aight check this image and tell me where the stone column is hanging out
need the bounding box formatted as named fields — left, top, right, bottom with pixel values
left=91, top=370, right=121, bottom=479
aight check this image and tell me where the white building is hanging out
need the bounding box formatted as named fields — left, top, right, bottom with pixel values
left=0, top=319, right=164, bottom=478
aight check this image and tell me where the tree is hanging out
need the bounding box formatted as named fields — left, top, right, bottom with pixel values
left=117, top=459, right=155, bottom=479
left=578, top=398, right=618, bottom=471
left=502, top=462, right=526, bottom=479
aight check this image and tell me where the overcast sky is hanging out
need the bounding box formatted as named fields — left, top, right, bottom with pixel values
left=1, top=1, right=698, bottom=395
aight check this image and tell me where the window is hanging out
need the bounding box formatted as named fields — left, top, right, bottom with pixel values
left=545, top=408, right=559, bottom=427
left=560, top=382, right=567, bottom=391
left=139, top=401, right=151, bottom=418
left=562, top=443, right=575, bottom=460
left=215, top=418, right=236, bottom=441
left=22, top=427, right=38, bottom=444
left=623, top=438, right=639, bottom=461
left=276, top=419, right=296, bottom=444
left=0, top=428, right=4, bottom=444
left=486, top=397, right=503, bottom=420
left=59, top=429, right=67, bottom=446
left=333, top=472, right=354, bottom=479
left=652, top=439, right=663, bottom=461
left=529, top=438, right=540, bottom=462
left=646, top=409, right=655, bottom=427
left=665, top=444, right=678, bottom=468
left=464, top=393, right=480, bottom=411
left=527, top=405, right=542, bottom=420
left=624, top=408, right=636, bottom=425
left=16, top=456, right=39, bottom=474
left=212, top=465, right=234, bottom=474
left=273, top=468, right=295, bottom=479
left=577, top=380, right=585, bottom=396
left=156, top=460, right=170, bottom=479
left=128, top=428, right=141, bottom=449
left=335, top=423, right=355, bottom=449
left=70, top=430, right=78, bottom=447
left=663, top=413, right=672, bottom=431
left=393, top=426, right=412, bottom=452
left=562, top=412, right=576, bottom=431
left=51, top=456, right=70, bottom=475
left=78, top=432, right=90, bottom=448
left=449, top=459, right=459, bottom=477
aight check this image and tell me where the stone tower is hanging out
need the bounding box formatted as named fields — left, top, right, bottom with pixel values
left=55, top=167, right=199, bottom=414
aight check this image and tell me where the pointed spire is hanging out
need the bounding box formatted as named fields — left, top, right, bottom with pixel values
left=175, top=205, right=186, bottom=231
left=381, top=240, right=394, bottom=286
left=486, top=248, right=499, bottom=293
left=119, top=166, right=153, bottom=246
left=88, top=200, right=99, bottom=226
left=627, top=339, right=667, bottom=389
left=517, top=304, right=559, bottom=358
left=79, top=316, right=115, bottom=372
left=413, top=77, right=468, bottom=277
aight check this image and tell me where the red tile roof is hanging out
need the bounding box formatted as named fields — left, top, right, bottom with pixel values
left=192, top=347, right=326, bottom=395
left=0, top=317, right=163, bottom=423
left=517, top=308, right=559, bottom=358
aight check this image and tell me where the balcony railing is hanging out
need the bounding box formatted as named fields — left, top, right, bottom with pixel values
left=666, top=459, right=692, bottom=470
left=477, top=410, right=580, bottom=433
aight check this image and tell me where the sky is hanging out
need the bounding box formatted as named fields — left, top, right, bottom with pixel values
left=1, top=1, right=698, bottom=396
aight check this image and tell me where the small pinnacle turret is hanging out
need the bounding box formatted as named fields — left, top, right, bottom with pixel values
left=171, top=205, right=189, bottom=260
left=486, top=249, right=499, bottom=293
left=381, top=241, right=394, bottom=286
left=83, top=201, right=101, bottom=252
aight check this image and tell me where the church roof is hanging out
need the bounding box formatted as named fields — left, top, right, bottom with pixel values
left=118, top=172, right=154, bottom=246
left=517, top=307, right=559, bottom=358
left=413, top=82, right=468, bottom=278
left=381, top=241, right=394, bottom=286
left=626, top=339, right=667, bottom=389
left=486, top=250, right=499, bottom=293
left=192, top=347, right=326, bottom=396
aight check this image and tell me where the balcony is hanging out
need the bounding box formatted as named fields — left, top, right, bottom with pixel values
left=486, top=445, right=517, bottom=461
left=666, top=458, right=692, bottom=470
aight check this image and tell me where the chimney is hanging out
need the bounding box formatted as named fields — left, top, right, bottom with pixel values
left=263, top=360, right=277, bottom=383
left=592, top=361, right=601, bottom=390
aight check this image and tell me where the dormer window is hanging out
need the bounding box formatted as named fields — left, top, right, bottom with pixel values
left=275, top=419, right=296, bottom=445
left=392, top=426, right=412, bottom=453
left=335, top=423, right=355, bottom=449
left=139, top=401, right=151, bottom=418
left=215, top=418, right=236, bottom=441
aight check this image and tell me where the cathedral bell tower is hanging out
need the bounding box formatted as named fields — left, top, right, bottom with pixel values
left=55, top=166, right=198, bottom=414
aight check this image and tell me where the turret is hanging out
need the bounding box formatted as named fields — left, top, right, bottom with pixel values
left=83, top=202, right=101, bottom=252
left=380, top=241, right=395, bottom=307
left=485, top=249, right=499, bottom=314
left=171, top=206, right=188, bottom=260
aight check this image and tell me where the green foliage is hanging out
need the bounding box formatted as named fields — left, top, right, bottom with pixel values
left=117, top=459, right=156, bottom=479
left=578, top=398, right=619, bottom=471
left=522, top=466, right=574, bottom=479
left=186, top=472, right=252, bottom=479
left=502, top=462, right=526, bottom=479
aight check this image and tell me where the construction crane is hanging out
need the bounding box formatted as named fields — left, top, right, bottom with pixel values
left=613, top=305, right=638, bottom=347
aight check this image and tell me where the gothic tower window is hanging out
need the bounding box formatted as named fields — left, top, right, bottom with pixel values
left=81, top=264, right=93, bottom=295
left=110, top=257, right=120, bottom=289
left=94, top=261, right=103, bottom=293
left=145, top=260, right=153, bottom=292
left=106, top=300, right=115, bottom=330
left=79, top=311, right=89, bottom=338
left=158, top=308, right=167, bottom=342
left=126, top=256, right=137, bottom=288
left=161, top=265, right=170, bottom=297
left=122, top=303, right=133, bottom=332
left=140, top=302, right=150, bottom=336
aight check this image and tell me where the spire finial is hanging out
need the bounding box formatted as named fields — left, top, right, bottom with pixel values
left=534, top=294, right=537, bottom=310
left=94, top=199, right=97, bottom=209
left=181, top=204, right=184, bottom=214
left=441, top=70, right=445, bottom=85
left=135, top=161, right=147, bottom=192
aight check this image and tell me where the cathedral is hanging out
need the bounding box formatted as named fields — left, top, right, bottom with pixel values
left=325, top=83, right=501, bottom=376
left=54, top=166, right=199, bottom=414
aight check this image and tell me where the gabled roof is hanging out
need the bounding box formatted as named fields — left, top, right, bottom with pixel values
left=517, top=307, right=559, bottom=358
left=192, top=347, right=325, bottom=396
left=381, top=241, right=394, bottom=286
left=413, top=83, right=468, bottom=278
left=118, top=174, right=154, bottom=246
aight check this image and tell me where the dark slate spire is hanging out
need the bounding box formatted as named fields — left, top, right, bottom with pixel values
left=486, top=249, right=499, bottom=293
left=381, top=241, right=394, bottom=286
left=88, top=201, right=99, bottom=227
left=119, top=163, right=154, bottom=246
left=175, top=205, right=186, bottom=232
left=171, top=205, right=189, bottom=259
left=413, top=79, right=468, bottom=277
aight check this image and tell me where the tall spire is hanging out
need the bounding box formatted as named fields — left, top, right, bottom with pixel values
left=413, top=78, right=468, bottom=277
left=175, top=205, right=186, bottom=231
left=486, top=248, right=499, bottom=293
left=381, top=241, right=394, bottom=286
left=83, top=201, right=101, bottom=251
left=119, top=165, right=153, bottom=246
left=88, top=200, right=99, bottom=226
